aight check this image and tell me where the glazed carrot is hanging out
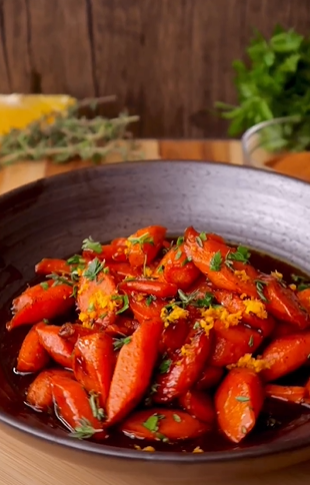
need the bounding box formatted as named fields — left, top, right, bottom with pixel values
left=129, top=294, right=166, bottom=324
left=120, top=408, right=208, bottom=441
left=184, top=227, right=258, bottom=297
left=263, top=277, right=309, bottom=329
left=119, top=279, right=178, bottom=298
left=265, top=384, right=306, bottom=404
left=104, top=317, right=139, bottom=337
left=72, top=333, right=115, bottom=408
left=51, top=376, right=106, bottom=439
left=106, top=319, right=163, bottom=424
left=214, top=289, right=275, bottom=337
left=297, top=288, right=310, bottom=314
left=26, top=369, right=73, bottom=411
left=82, top=241, right=127, bottom=263
left=210, top=321, right=263, bottom=367
left=154, top=325, right=212, bottom=403
left=156, top=242, right=200, bottom=290
left=127, top=225, right=167, bottom=268
left=270, top=321, right=296, bottom=339
left=159, top=319, right=189, bottom=355
left=16, top=323, right=50, bottom=373
left=77, top=265, right=119, bottom=327
left=215, top=368, right=264, bottom=443
left=106, top=262, right=138, bottom=282
left=261, top=333, right=310, bottom=382
left=195, top=366, right=224, bottom=391
left=36, top=323, right=76, bottom=368
left=7, top=281, right=74, bottom=331
left=35, top=258, right=71, bottom=276
left=179, top=390, right=216, bottom=424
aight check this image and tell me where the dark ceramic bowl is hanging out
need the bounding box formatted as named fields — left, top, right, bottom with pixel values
left=1, top=161, right=310, bottom=483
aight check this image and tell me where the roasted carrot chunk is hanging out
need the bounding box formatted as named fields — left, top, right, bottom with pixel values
left=195, top=366, right=224, bottom=391
left=26, top=369, right=73, bottom=411
left=82, top=238, right=127, bottom=263
left=210, top=321, right=263, bottom=367
left=179, top=390, right=216, bottom=424
left=72, top=333, right=115, bottom=408
left=7, top=281, right=74, bottom=331
left=119, top=279, right=178, bottom=298
left=127, top=225, right=167, bottom=268
left=129, top=294, right=166, bottom=324
left=51, top=376, right=106, bottom=439
left=35, top=258, right=71, bottom=276
left=297, top=288, right=310, bottom=314
left=184, top=227, right=258, bottom=297
left=270, top=320, right=297, bottom=339
left=104, top=316, right=139, bottom=337
left=265, top=384, right=306, bottom=404
left=156, top=242, right=200, bottom=290
left=159, top=319, right=189, bottom=355
left=215, top=368, right=264, bottom=443
left=261, top=333, right=310, bottom=381
left=106, top=319, right=163, bottom=424
left=263, top=277, right=309, bottom=329
left=16, top=323, right=50, bottom=373
left=36, top=323, right=75, bottom=368
left=120, top=408, right=208, bottom=442
left=154, top=325, right=212, bottom=403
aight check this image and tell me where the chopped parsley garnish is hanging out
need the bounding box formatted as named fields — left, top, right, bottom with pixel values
left=89, top=393, right=105, bottom=421
left=40, top=282, right=49, bottom=290
left=175, top=250, right=182, bottom=260
left=83, top=258, right=104, bottom=281
left=70, top=418, right=103, bottom=440
left=159, top=358, right=172, bottom=374
left=128, top=232, right=154, bottom=246
left=176, top=236, right=184, bottom=247
left=224, top=259, right=235, bottom=270
left=235, top=396, right=250, bottom=403
left=114, top=294, right=129, bottom=314
left=210, top=251, right=223, bottom=271
left=181, top=256, right=192, bottom=266
left=82, top=236, right=102, bottom=254
left=43, top=319, right=49, bottom=324
left=146, top=295, right=156, bottom=306
left=46, top=273, right=73, bottom=287
left=194, top=292, right=216, bottom=308
left=193, top=321, right=201, bottom=330
left=67, top=254, right=86, bottom=265
left=241, top=426, right=247, bottom=435
left=195, top=236, right=203, bottom=248
left=291, top=273, right=310, bottom=291
left=157, top=264, right=164, bottom=274
left=227, top=245, right=251, bottom=264
left=248, top=335, right=254, bottom=347
left=199, top=232, right=207, bottom=241
left=173, top=414, right=182, bottom=423
left=255, top=279, right=269, bottom=302
left=143, top=413, right=165, bottom=433
left=113, top=336, right=132, bottom=351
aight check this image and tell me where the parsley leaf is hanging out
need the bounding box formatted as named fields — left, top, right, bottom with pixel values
left=67, top=254, right=86, bottom=265
left=255, top=279, right=269, bottom=302
left=82, top=236, right=102, bottom=254
left=83, top=258, right=104, bottom=281
left=70, top=418, right=103, bottom=440
left=210, top=251, right=223, bottom=271
left=89, top=392, right=105, bottom=421
left=146, top=295, right=156, bottom=306
left=143, top=413, right=165, bottom=433
left=113, top=336, right=132, bottom=351
left=128, top=232, right=154, bottom=246
left=113, top=294, right=129, bottom=315
left=40, top=282, right=49, bottom=290
left=235, top=396, right=250, bottom=403
left=159, top=358, right=172, bottom=374
left=227, top=245, right=251, bottom=264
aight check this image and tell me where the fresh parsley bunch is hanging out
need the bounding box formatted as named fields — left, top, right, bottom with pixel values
left=217, top=26, right=310, bottom=151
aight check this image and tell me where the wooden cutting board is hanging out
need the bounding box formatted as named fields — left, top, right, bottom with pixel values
left=0, top=139, right=310, bottom=485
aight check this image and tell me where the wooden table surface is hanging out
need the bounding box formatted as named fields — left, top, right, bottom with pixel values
left=0, top=138, right=310, bottom=485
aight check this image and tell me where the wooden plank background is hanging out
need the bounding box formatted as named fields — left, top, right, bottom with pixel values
left=0, top=0, right=310, bottom=137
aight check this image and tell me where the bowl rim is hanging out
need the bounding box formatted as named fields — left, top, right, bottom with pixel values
left=1, top=159, right=310, bottom=464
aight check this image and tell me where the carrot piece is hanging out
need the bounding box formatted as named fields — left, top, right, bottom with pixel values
left=184, top=227, right=258, bottom=297
left=156, top=242, right=200, bottom=290
left=265, top=384, right=306, bottom=404
left=270, top=321, right=297, bottom=339
left=263, top=277, right=309, bottom=329
left=51, top=376, right=106, bottom=439
left=36, top=322, right=76, bottom=368
left=210, top=321, right=263, bottom=367
left=154, top=325, right=212, bottom=403
left=214, top=289, right=275, bottom=337
left=261, top=333, right=310, bottom=381
left=129, top=294, right=166, bottom=324
left=215, top=368, right=264, bottom=443
left=72, top=333, right=115, bottom=408
left=16, top=323, right=50, bottom=373
left=297, top=288, right=310, bottom=314
left=119, top=279, right=178, bottom=298
left=105, top=317, right=139, bottom=337
left=159, top=319, right=189, bottom=355
left=82, top=240, right=127, bottom=263
left=106, top=319, right=163, bottom=424
left=305, top=378, right=310, bottom=396
left=195, top=366, right=224, bottom=391
left=7, top=281, right=74, bottom=331
left=127, top=225, right=167, bottom=268
left=106, top=262, right=138, bottom=283
left=77, top=266, right=119, bottom=327
left=35, top=258, right=71, bottom=276
left=120, top=408, right=208, bottom=441
left=179, top=390, right=216, bottom=424
left=26, top=369, right=73, bottom=411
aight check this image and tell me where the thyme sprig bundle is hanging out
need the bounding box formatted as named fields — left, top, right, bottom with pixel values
left=0, top=95, right=140, bottom=166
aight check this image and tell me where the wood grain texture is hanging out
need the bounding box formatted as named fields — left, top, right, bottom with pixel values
left=1, top=0, right=310, bottom=136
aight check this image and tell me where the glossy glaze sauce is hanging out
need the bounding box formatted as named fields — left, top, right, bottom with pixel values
left=1, top=248, right=310, bottom=453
